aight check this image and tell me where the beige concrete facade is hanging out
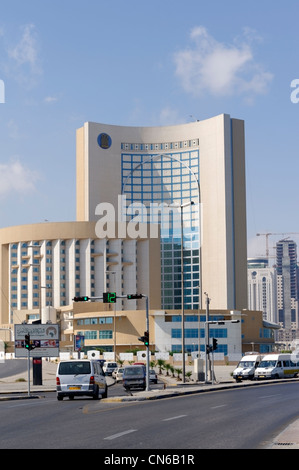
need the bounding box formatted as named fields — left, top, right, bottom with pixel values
left=76, top=114, right=248, bottom=311
left=0, top=221, right=161, bottom=324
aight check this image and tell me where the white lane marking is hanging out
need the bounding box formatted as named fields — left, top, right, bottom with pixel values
left=260, top=394, right=281, bottom=399
left=104, top=429, right=137, bottom=440
left=162, top=414, right=187, bottom=421
left=210, top=404, right=227, bottom=410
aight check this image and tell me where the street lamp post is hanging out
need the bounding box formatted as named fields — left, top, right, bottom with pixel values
left=204, top=292, right=210, bottom=383
left=180, top=200, right=194, bottom=383
left=28, top=244, right=43, bottom=386
left=106, top=270, right=117, bottom=361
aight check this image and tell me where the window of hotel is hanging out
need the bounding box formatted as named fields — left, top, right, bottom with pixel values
left=84, top=331, right=97, bottom=340
left=99, top=330, right=113, bottom=339
left=99, top=317, right=113, bottom=324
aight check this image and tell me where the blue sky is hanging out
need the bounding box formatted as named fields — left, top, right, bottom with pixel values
left=0, top=1, right=299, bottom=259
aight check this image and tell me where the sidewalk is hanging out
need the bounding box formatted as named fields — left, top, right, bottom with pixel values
left=1, top=361, right=299, bottom=448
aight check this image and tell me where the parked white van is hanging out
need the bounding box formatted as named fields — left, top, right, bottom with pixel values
left=254, top=353, right=299, bottom=380
left=103, top=361, right=118, bottom=376
left=56, top=359, right=107, bottom=400
left=233, top=354, right=263, bottom=382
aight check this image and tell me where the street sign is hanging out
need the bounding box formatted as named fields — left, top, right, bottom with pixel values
left=15, top=324, right=59, bottom=357
left=74, top=334, right=84, bottom=352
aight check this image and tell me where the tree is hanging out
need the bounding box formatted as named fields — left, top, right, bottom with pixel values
left=165, top=363, right=172, bottom=376
left=157, top=359, right=166, bottom=375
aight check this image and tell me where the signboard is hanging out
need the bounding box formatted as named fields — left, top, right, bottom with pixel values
left=74, top=334, right=85, bottom=352
left=15, top=324, right=59, bottom=357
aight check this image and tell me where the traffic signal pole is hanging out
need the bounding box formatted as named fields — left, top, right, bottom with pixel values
left=73, top=292, right=151, bottom=391
left=145, top=295, right=150, bottom=392
left=27, top=347, right=31, bottom=397
left=25, top=334, right=31, bottom=396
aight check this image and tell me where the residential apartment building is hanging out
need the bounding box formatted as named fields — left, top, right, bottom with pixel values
left=276, top=239, right=299, bottom=343
left=247, top=258, right=277, bottom=324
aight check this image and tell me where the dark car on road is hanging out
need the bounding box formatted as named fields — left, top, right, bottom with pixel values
left=122, top=365, right=146, bottom=391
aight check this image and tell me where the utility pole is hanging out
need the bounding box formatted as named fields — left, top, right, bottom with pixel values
left=204, top=292, right=210, bottom=383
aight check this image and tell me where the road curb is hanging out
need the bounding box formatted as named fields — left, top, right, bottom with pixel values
left=1, top=377, right=299, bottom=401
left=102, top=377, right=299, bottom=402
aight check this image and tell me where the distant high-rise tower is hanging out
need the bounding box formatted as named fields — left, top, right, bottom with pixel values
left=247, top=258, right=277, bottom=324
left=276, top=239, right=299, bottom=343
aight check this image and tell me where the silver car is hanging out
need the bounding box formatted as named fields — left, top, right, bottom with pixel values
left=113, top=367, right=124, bottom=382
left=56, top=360, right=107, bottom=401
left=149, top=369, right=158, bottom=384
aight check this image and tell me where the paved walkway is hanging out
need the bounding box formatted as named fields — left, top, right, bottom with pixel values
left=1, top=360, right=299, bottom=448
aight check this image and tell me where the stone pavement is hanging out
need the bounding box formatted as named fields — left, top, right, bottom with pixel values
left=1, top=360, right=299, bottom=448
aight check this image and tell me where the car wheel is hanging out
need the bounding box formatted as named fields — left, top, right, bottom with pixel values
left=102, top=385, right=108, bottom=399
left=93, top=386, right=99, bottom=399
left=57, top=395, right=63, bottom=401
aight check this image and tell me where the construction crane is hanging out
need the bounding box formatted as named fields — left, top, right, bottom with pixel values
left=256, top=232, right=299, bottom=258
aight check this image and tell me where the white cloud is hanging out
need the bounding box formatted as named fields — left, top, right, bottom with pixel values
left=174, top=26, right=273, bottom=99
left=157, top=106, right=184, bottom=126
left=7, top=24, right=42, bottom=85
left=44, top=96, right=58, bottom=104
left=0, top=160, right=40, bottom=197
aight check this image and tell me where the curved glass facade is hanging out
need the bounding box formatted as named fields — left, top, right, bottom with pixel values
left=121, top=149, right=200, bottom=310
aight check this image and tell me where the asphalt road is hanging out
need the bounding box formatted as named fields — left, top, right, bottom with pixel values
left=0, top=359, right=27, bottom=379
left=1, top=381, right=299, bottom=450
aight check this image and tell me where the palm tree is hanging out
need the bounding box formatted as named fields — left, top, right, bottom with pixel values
left=164, top=363, right=172, bottom=376
left=157, top=359, right=166, bottom=375
left=186, top=371, right=192, bottom=381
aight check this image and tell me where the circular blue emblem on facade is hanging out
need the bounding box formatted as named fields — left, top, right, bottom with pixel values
left=97, top=133, right=112, bottom=149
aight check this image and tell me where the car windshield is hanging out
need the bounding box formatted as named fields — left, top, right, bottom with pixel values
left=237, top=361, right=255, bottom=368
left=125, top=367, right=144, bottom=376
left=259, top=360, right=277, bottom=368
left=59, top=361, right=91, bottom=375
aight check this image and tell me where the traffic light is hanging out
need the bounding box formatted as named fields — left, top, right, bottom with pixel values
left=212, top=338, right=218, bottom=351
left=103, top=292, right=117, bottom=303
left=138, top=331, right=149, bottom=346
left=73, top=296, right=89, bottom=302
left=127, top=294, right=143, bottom=299
left=24, top=334, right=35, bottom=351
left=206, top=344, right=211, bottom=355
left=25, top=334, right=30, bottom=349
left=144, top=331, right=149, bottom=346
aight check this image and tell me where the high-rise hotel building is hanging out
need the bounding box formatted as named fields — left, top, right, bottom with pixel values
left=76, top=113, right=248, bottom=311
left=0, top=113, right=248, bottom=327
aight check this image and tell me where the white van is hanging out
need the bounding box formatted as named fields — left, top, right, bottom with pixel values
left=233, top=354, right=263, bottom=382
left=56, top=359, right=107, bottom=400
left=254, top=353, right=299, bottom=380
left=103, top=361, right=118, bottom=376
